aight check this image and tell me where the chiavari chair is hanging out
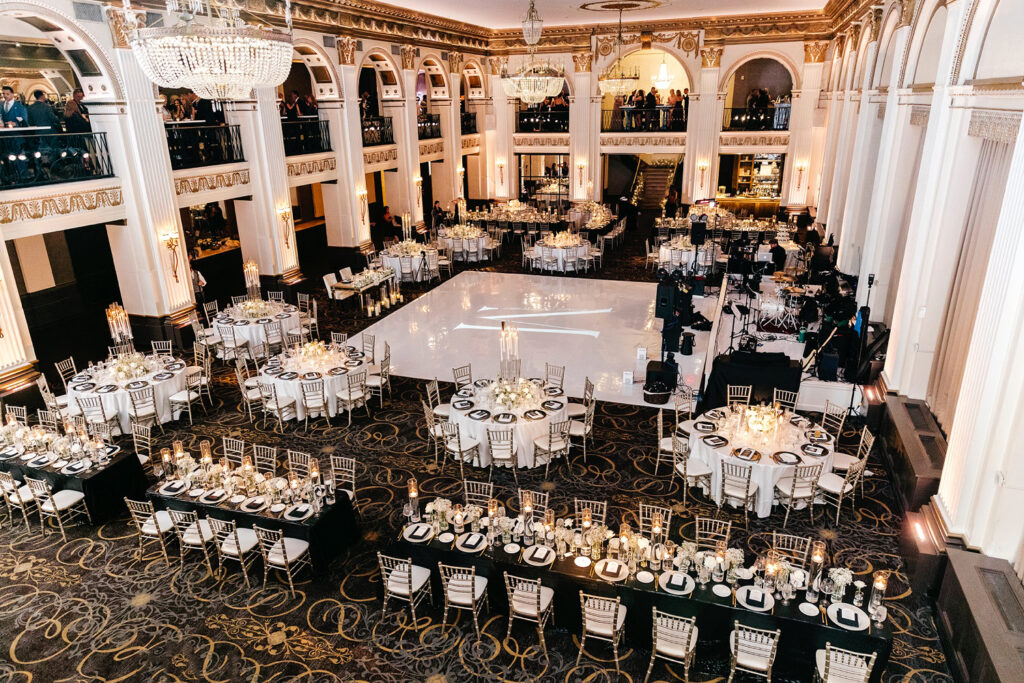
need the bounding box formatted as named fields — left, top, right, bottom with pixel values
left=771, top=532, right=812, bottom=570
left=815, top=643, right=877, bottom=683
left=26, top=476, right=90, bottom=541
left=361, top=333, right=375, bottom=365
left=168, top=508, right=216, bottom=574
left=257, top=381, right=296, bottom=431
left=124, top=498, right=174, bottom=564
left=286, top=450, right=312, bottom=478
left=775, top=462, right=822, bottom=527
left=441, top=421, right=479, bottom=482
left=209, top=517, right=259, bottom=587
left=727, top=384, right=752, bottom=406
left=365, top=342, right=391, bottom=407
left=728, top=621, right=780, bottom=681
left=544, top=363, right=565, bottom=390
left=439, top=562, right=489, bottom=639
left=421, top=400, right=445, bottom=469
left=169, top=369, right=204, bottom=425
left=671, top=433, right=712, bottom=506
left=675, top=385, right=696, bottom=424
left=568, top=400, right=595, bottom=462
left=231, top=295, right=247, bottom=306
left=452, top=363, right=473, bottom=390
left=222, top=436, right=246, bottom=467
left=378, top=552, right=432, bottom=633
left=644, top=608, right=698, bottom=683
left=5, top=404, right=27, bottom=425
left=36, top=409, right=59, bottom=433
left=818, top=458, right=867, bottom=524
left=216, top=324, right=250, bottom=364
left=536, top=419, right=571, bottom=479
left=576, top=592, right=627, bottom=676
left=463, top=479, right=493, bottom=508
left=267, top=291, right=284, bottom=303
left=76, top=396, right=120, bottom=436
left=503, top=572, right=554, bottom=661
left=821, top=400, right=847, bottom=439
left=574, top=498, right=607, bottom=527
left=299, top=378, right=329, bottom=430
left=833, top=426, right=874, bottom=497
left=656, top=409, right=675, bottom=461
left=132, top=423, right=153, bottom=470
left=720, top=460, right=758, bottom=527
left=129, top=385, right=161, bottom=432
left=0, top=470, right=35, bottom=528
left=234, top=361, right=261, bottom=422
left=151, top=340, right=173, bottom=358
left=638, top=502, right=673, bottom=542
left=254, top=525, right=311, bottom=597
left=773, top=388, right=799, bottom=412
left=252, top=444, right=278, bottom=476
left=566, top=376, right=593, bottom=420
left=425, top=378, right=451, bottom=419
left=55, top=356, right=77, bottom=394
left=336, top=370, right=369, bottom=425
left=695, top=516, right=731, bottom=551
left=264, top=320, right=285, bottom=355
left=330, top=455, right=357, bottom=507
left=329, top=331, right=348, bottom=349
left=486, top=428, right=517, bottom=484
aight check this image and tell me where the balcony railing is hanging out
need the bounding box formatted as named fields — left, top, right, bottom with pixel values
left=362, top=116, right=394, bottom=147
left=417, top=114, right=441, bottom=140
left=281, top=119, right=332, bottom=156
left=0, top=131, right=114, bottom=190
left=460, top=111, right=478, bottom=135
left=515, top=109, right=569, bottom=133
left=601, top=107, right=687, bottom=133
left=165, top=124, right=245, bottom=170
left=722, top=104, right=791, bottom=131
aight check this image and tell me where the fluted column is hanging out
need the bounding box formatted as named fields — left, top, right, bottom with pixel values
left=488, top=57, right=514, bottom=200
left=685, top=46, right=724, bottom=202
left=318, top=98, right=361, bottom=247
left=569, top=52, right=594, bottom=202
left=225, top=88, right=297, bottom=281
left=380, top=46, right=423, bottom=226
left=784, top=42, right=827, bottom=207
left=0, top=227, right=38, bottom=387
left=335, top=51, right=371, bottom=246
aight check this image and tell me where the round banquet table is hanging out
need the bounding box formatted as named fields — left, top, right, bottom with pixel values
left=448, top=381, right=569, bottom=469
left=440, top=235, right=487, bottom=260
left=533, top=243, right=587, bottom=271
left=380, top=250, right=433, bottom=282
left=686, top=410, right=835, bottom=518
left=213, top=305, right=301, bottom=355
left=259, top=352, right=369, bottom=421
left=658, top=244, right=698, bottom=268
left=67, top=358, right=188, bottom=433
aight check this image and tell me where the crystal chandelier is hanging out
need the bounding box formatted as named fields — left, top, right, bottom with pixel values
left=652, top=54, right=673, bottom=90
left=501, top=0, right=565, bottom=105
left=598, top=10, right=639, bottom=97
left=122, top=0, right=294, bottom=101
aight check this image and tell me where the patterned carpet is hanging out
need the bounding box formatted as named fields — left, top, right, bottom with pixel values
left=0, top=222, right=953, bottom=682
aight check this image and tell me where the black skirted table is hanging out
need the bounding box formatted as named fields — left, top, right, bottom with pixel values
left=148, top=485, right=361, bottom=571
left=392, top=536, right=892, bottom=682
left=0, top=446, right=147, bottom=522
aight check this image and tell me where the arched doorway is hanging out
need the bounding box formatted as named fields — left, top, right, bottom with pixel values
left=721, top=57, right=795, bottom=131
left=600, top=47, right=692, bottom=132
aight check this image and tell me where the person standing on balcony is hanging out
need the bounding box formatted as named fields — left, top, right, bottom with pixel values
left=27, top=91, right=59, bottom=131
left=1, top=86, right=27, bottom=127
left=280, top=90, right=300, bottom=120
left=193, top=97, right=224, bottom=124
left=682, top=87, right=690, bottom=126
left=299, top=94, right=318, bottom=116
left=64, top=89, right=91, bottom=133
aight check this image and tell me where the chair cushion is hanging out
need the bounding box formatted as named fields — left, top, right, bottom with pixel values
left=660, top=436, right=674, bottom=453
left=365, top=375, right=386, bottom=388
left=584, top=604, right=628, bottom=636
left=386, top=563, right=430, bottom=596
left=141, top=510, right=173, bottom=536
left=775, top=476, right=815, bottom=498
left=137, top=454, right=151, bottom=465
left=433, top=403, right=452, bottom=418
left=511, top=586, right=554, bottom=616
left=533, top=436, right=568, bottom=452
left=7, top=484, right=34, bottom=504
left=818, top=472, right=853, bottom=495
left=815, top=649, right=870, bottom=682
left=568, top=421, right=591, bottom=437
left=336, top=389, right=366, bottom=402
left=0, top=477, right=20, bottom=492
left=566, top=402, right=586, bottom=418
left=245, top=388, right=262, bottom=401
left=40, top=489, right=85, bottom=512
left=428, top=424, right=445, bottom=439
left=131, top=405, right=157, bottom=417
left=446, top=436, right=480, bottom=452
left=182, top=519, right=214, bottom=545
left=55, top=394, right=69, bottom=406
left=169, top=390, right=200, bottom=402
left=656, top=625, right=699, bottom=658
left=675, top=458, right=712, bottom=478
left=831, top=452, right=859, bottom=471
left=723, top=480, right=759, bottom=499
left=221, top=527, right=258, bottom=556
left=446, top=574, right=488, bottom=606
left=267, top=536, right=310, bottom=566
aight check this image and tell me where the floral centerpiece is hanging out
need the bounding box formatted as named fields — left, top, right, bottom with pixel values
left=106, top=352, right=160, bottom=383
left=746, top=402, right=784, bottom=433
left=546, top=231, right=584, bottom=248
left=479, top=377, right=541, bottom=413
left=235, top=299, right=273, bottom=319
left=388, top=240, right=429, bottom=257
left=300, top=340, right=329, bottom=363
left=350, top=267, right=395, bottom=289
left=829, top=567, right=854, bottom=596
left=445, top=224, right=482, bottom=239
left=425, top=497, right=453, bottom=528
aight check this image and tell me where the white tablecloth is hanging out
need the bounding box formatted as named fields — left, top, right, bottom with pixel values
left=755, top=242, right=802, bottom=265
left=687, top=411, right=834, bottom=518
left=440, top=236, right=487, bottom=260
left=533, top=244, right=587, bottom=271
left=213, top=308, right=301, bottom=354
left=67, top=359, right=188, bottom=433
left=381, top=252, right=431, bottom=282
left=449, top=384, right=568, bottom=469
left=260, top=357, right=369, bottom=420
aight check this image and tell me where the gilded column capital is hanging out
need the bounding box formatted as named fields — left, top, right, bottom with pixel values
left=804, top=41, right=829, bottom=64
left=572, top=52, right=593, bottom=73
left=488, top=56, right=508, bottom=76
left=446, top=51, right=464, bottom=74
left=700, top=46, right=723, bottom=69
left=400, top=45, right=417, bottom=71
left=337, top=37, right=358, bottom=65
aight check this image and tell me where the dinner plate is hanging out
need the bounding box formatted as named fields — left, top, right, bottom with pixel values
left=801, top=443, right=827, bottom=457
left=694, top=420, right=717, bottom=433
left=635, top=570, right=654, bottom=584
left=455, top=388, right=475, bottom=398
left=702, top=434, right=729, bottom=448
left=348, top=351, right=366, bottom=359
left=188, top=488, right=205, bottom=498
left=152, top=372, right=174, bottom=381
left=827, top=602, right=869, bottom=631
left=275, top=313, right=291, bottom=319
left=52, top=459, right=69, bottom=469
left=240, top=496, right=268, bottom=513
left=302, top=372, right=322, bottom=380
left=72, top=374, right=93, bottom=382
left=284, top=504, right=313, bottom=521
left=804, top=429, right=830, bottom=443
left=736, top=585, right=775, bottom=612
left=541, top=400, right=564, bottom=411
left=437, top=532, right=455, bottom=543
left=504, top=543, right=521, bottom=554
left=529, top=377, right=544, bottom=385
left=328, top=367, right=348, bottom=376
left=233, top=320, right=250, bottom=326
left=256, top=318, right=272, bottom=324
left=731, top=447, right=761, bottom=462
left=772, top=451, right=801, bottom=465
left=523, top=544, right=555, bottom=567
left=70, top=382, right=95, bottom=392
left=543, top=387, right=564, bottom=397
left=278, top=372, right=299, bottom=381
left=229, top=494, right=246, bottom=505
left=62, top=460, right=92, bottom=474
left=735, top=567, right=753, bottom=581
left=126, top=380, right=149, bottom=390
left=594, top=558, right=628, bottom=582
left=452, top=400, right=474, bottom=411
left=473, top=379, right=491, bottom=388
left=20, top=452, right=35, bottom=460
left=264, top=367, right=283, bottom=376
left=523, top=409, right=547, bottom=420
left=97, top=385, right=118, bottom=394
left=200, top=489, right=227, bottom=504
left=790, top=415, right=811, bottom=428
left=28, top=456, right=51, bottom=468
left=659, top=571, right=695, bottom=595
left=798, top=602, right=820, bottom=618
left=159, top=480, right=187, bottom=495
left=493, top=413, right=517, bottom=424
left=706, top=409, right=726, bottom=420
left=468, top=409, right=491, bottom=421
left=574, top=556, right=592, bottom=568
left=455, top=532, right=487, bottom=553
left=403, top=522, right=434, bottom=543
left=270, top=503, right=287, bottom=513
left=343, top=360, right=362, bottom=368
left=164, top=362, right=186, bottom=371
left=712, top=584, right=732, bottom=597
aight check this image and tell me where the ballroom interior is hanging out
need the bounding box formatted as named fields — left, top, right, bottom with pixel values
left=0, top=0, right=1021, bottom=680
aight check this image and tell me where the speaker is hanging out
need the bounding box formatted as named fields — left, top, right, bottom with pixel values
left=655, top=283, right=677, bottom=319
left=645, top=361, right=678, bottom=390
left=818, top=352, right=840, bottom=382
left=690, top=220, right=707, bottom=246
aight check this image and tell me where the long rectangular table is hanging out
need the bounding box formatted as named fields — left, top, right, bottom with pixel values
left=148, top=485, right=361, bottom=571
left=392, top=536, right=891, bottom=682
left=0, top=446, right=147, bottom=523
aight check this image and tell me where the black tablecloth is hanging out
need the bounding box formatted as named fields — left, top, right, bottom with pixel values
left=703, top=351, right=802, bottom=409
left=148, top=486, right=360, bottom=571
left=0, top=448, right=147, bottom=522
left=391, top=537, right=890, bottom=682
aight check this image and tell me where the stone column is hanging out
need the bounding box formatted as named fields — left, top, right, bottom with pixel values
left=317, top=98, right=359, bottom=248
left=784, top=42, right=828, bottom=207
left=935, top=116, right=1024, bottom=564
left=488, top=57, right=514, bottom=200
left=225, top=88, right=298, bottom=284
left=569, top=52, right=594, bottom=202
left=684, top=46, right=724, bottom=202
left=334, top=46, right=371, bottom=246
left=381, top=45, right=424, bottom=226
left=428, top=52, right=465, bottom=206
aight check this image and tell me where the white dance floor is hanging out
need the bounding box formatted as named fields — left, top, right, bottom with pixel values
left=360, top=271, right=718, bottom=407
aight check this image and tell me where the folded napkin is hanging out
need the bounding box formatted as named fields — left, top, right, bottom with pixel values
left=462, top=533, right=483, bottom=549
left=600, top=562, right=622, bottom=580
left=528, top=546, right=550, bottom=562
left=746, top=589, right=765, bottom=608
left=408, top=525, right=430, bottom=540
left=836, top=607, right=860, bottom=627
left=164, top=481, right=185, bottom=493
left=668, top=573, right=686, bottom=589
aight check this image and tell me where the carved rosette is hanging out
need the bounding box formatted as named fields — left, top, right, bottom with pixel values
left=572, top=52, right=593, bottom=73
left=0, top=186, right=123, bottom=224
left=446, top=51, right=464, bottom=74
left=700, top=47, right=723, bottom=69
left=804, top=41, right=829, bottom=64
left=337, top=37, right=358, bottom=66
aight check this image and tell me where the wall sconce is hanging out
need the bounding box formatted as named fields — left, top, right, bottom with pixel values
left=795, top=161, right=808, bottom=189
left=159, top=229, right=181, bottom=283
left=496, top=159, right=505, bottom=185
left=576, top=160, right=587, bottom=187
left=356, top=187, right=368, bottom=221
left=413, top=175, right=422, bottom=189
left=456, top=165, right=465, bottom=197
left=697, top=160, right=709, bottom=187
left=277, top=206, right=293, bottom=248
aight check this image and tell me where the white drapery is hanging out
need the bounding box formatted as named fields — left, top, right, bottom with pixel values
left=928, top=139, right=1012, bottom=430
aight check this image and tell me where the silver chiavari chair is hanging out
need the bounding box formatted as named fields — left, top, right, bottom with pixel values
left=169, top=369, right=204, bottom=425
left=4, top=404, right=27, bottom=426
left=299, top=378, right=329, bottom=430
left=818, top=458, right=868, bottom=525
left=222, top=436, right=246, bottom=467
left=644, top=608, right=698, bottom=683
left=773, top=388, right=799, bottom=412
left=0, top=470, right=36, bottom=528
left=151, top=340, right=173, bottom=358
left=336, top=370, right=370, bottom=425
left=695, top=516, right=731, bottom=551
left=365, top=342, right=391, bottom=407
left=425, top=378, right=451, bottom=419
left=421, top=400, right=445, bottom=469
left=821, top=400, right=847, bottom=439
left=253, top=444, right=278, bottom=476
left=257, top=380, right=296, bottom=431
left=330, top=455, right=357, bottom=507
left=124, top=498, right=174, bottom=564
left=25, top=476, right=90, bottom=541
left=129, top=385, right=161, bottom=432
left=36, top=409, right=59, bottom=433
left=771, top=532, right=812, bottom=570
left=775, top=462, right=822, bottom=527
left=504, top=572, right=554, bottom=661
left=576, top=592, right=627, bottom=676
left=132, top=423, right=153, bottom=471
left=439, top=562, right=489, bottom=639
left=566, top=376, right=593, bottom=420
left=544, top=362, right=565, bottom=390
left=361, top=332, right=375, bottom=365
left=487, top=428, right=517, bottom=485
left=671, top=433, right=712, bottom=507
left=76, top=396, right=120, bottom=436
left=815, top=643, right=877, bottom=683
left=574, top=498, right=607, bottom=527
left=254, top=525, right=311, bottom=596
left=727, top=384, right=752, bottom=406
left=639, top=502, right=673, bottom=542
left=728, top=621, right=780, bottom=681
left=378, top=552, right=432, bottom=632
left=535, top=419, right=571, bottom=479
left=720, top=460, right=758, bottom=527
left=209, top=517, right=259, bottom=587
left=234, top=361, right=261, bottom=422
left=832, top=426, right=874, bottom=497
left=452, top=363, right=473, bottom=390
left=441, top=421, right=479, bottom=482
left=168, top=508, right=216, bottom=574
left=286, top=450, right=312, bottom=478
left=463, top=479, right=493, bottom=508
left=568, top=400, right=595, bottom=462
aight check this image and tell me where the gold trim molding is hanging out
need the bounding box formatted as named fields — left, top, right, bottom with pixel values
left=363, top=146, right=399, bottom=165
left=461, top=134, right=481, bottom=149
left=719, top=131, right=790, bottom=147
left=512, top=134, right=570, bottom=148
left=0, top=185, right=123, bottom=225
left=968, top=110, right=1022, bottom=144
left=287, top=157, right=337, bottom=178
left=174, top=170, right=250, bottom=196
left=418, top=139, right=445, bottom=157
left=600, top=133, right=686, bottom=147
left=446, top=51, right=464, bottom=74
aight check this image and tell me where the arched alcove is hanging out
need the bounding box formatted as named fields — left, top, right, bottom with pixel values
left=908, top=3, right=948, bottom=86
left=721, top=56, right=795, bottom=131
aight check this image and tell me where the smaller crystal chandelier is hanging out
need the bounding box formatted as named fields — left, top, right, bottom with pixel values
left=501, top=0, right=565, bottom=105
left=652, top=54, right=673, bottom=90
left=599, top=9, right=639, bottom=97
left=122, top=0, right=294, bottom=101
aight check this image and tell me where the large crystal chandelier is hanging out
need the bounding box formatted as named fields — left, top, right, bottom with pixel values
left=652, top=54, right=673, bottom=90
left=122, top=0, right=294, bottom=101
left=598, top=9, right=639, bottom=97
left=501, top=0, right=565, bottom=105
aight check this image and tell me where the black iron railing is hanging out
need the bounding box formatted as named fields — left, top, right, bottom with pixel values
left=165, top=124, right=245, bottom=170
left=281, top=119, right=332, bottom=156
left=460, top=111, right=478, bottom=135
left=601, top=107, right=688, bottom=133
left=362, top=116, right=394, bottom=147
left=0, top=131, right=114, bottom=190
left=515, top=109, right=569, bottom=133
left=723, top=104, right=791, bottom=131
left=417, top=114, right=441, bottom=140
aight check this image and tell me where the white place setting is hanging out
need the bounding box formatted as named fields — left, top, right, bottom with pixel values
left=259, top=340, right=369, bottom=420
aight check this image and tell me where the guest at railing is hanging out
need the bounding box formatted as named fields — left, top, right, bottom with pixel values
left=1, top=86, right=27, bottom=127
left=164, top=95, right=187, bottom=122
left=64, top=89, right=91, bottom=133
left=193, top=96, right=225, bottom=124
left=280, top=90, right=301, bottom=120
left=27, top=90, right=60, bottom=131
left=299, top=94, right=318, bottom=116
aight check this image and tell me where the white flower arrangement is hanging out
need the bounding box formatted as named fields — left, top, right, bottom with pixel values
left=790, top=568, right=807, bottom=588
left=350, top=267, right=395, bottom=289
left=725, top=548, right=745, bottom=570
left=829, top=567, right=854, bottom=592
left=425, top=497, right=452, bottom=519
left=463, top=504, right=483, bottom=521
left=495, top=516, right=515, bottom=534
left=388, top=240, right=429, bottom=257
left=677, top=541, right=697, bottom=565
left=480, top=377, right=541, bottom=412
left=445, top=224, right=483, bottom=240
left=546, top=231, right=584, bottom=248
left=236, top=299, right=273, bottom=319
left=106, top=352, right=160, bottom=382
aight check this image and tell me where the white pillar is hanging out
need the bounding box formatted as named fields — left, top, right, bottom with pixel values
left=0, top=227, right=38, bottom=386
left=488, top=57, right=514, bottom=200
left=784, top=44, right=826, bottom=207
left=569, top=54, right=594, bottom=202
left=685, top=47, right=723, bottom=202
left=432, top=98, right=461, bottom=205
left=336, top=54, right=371, bottom=246
left=318, top=98, right=360, bottom=248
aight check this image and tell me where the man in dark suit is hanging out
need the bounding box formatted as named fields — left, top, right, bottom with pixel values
left=27, top=90, right=59, bottom=130
left=769, top=239, right=788, bottom=274
left=1, top=86, right=27, bottom=127
left=644, top=89, right=657, bottom=130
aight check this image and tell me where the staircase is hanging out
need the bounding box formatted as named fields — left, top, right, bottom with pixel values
left=639, top=164, right=675, bottom=210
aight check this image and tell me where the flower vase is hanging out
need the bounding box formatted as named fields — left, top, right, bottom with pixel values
left=832, top=583, right=846, bottom=604
left=501, top=530, right=511, bottom=545
left=712, top=565, right=725, bottom=583
left=580, top=543, right=591, bottom=558
left=853, top=585, right=864, bottom=607
left=439, top=516, right=449, bottom=532
left=592, top=542, right=602, bottom=561
left=470, top=518, right=480, bottom=533
left=697, top=565, right=711, bottom=586
left=556, top=539, right=567, bottom=557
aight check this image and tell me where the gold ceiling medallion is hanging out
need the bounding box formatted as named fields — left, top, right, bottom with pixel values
left=579, top=1, right=662, bottom=11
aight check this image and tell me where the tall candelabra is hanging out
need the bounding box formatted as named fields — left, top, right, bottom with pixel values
left=243, top=260, right=261, bottom=301
left=499, top=321, right=520, bottom=382
left=106, top=303, right=133, bottom=347
left=402, top=212, right=413, bottom=242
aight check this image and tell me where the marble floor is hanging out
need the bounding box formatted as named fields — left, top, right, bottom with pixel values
left=363, top=270, right=719, bottom=406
